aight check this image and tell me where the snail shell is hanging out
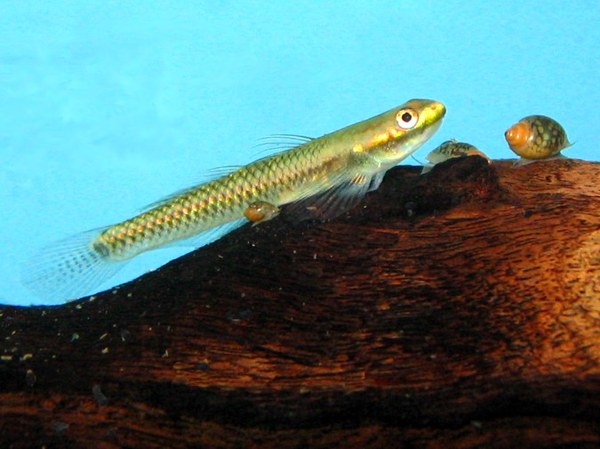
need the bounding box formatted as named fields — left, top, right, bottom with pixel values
left=243, top=200, right=280, bottom=224
left=422, top=140, right=490, bottom=173
left=504, top=115, right=570, bottom=160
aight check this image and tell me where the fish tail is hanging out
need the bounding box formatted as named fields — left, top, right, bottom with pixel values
left=21, top=229, right=125, bottom=303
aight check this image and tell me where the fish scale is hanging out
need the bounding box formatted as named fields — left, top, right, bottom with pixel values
left=23, top=99, right=445, bottom=302
left=89, top=143, right=338, bottom=259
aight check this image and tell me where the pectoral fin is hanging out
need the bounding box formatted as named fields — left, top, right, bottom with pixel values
left=284, top=172, right=377, bottom=221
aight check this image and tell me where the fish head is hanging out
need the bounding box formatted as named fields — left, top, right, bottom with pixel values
left=350, top=99, right=446, bottom=168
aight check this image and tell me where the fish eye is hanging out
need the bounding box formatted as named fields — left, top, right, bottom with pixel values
left=396, top=108, right=419, bottom=129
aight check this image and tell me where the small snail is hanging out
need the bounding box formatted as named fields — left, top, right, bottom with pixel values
left=504, top=115, right=570, bottom=163
left=421, top=139, right=490, bottom=174
left=243, top=200, right=280, bottom=225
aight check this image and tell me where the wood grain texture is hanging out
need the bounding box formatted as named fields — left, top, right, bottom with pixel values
left=1, top=156, right=598, bottom=448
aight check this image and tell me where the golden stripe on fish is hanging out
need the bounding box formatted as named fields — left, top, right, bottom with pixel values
left=421, top=139, right=490, bottom=174
left=504, top=115, right=570, bottom=163
left=22, top=99, right=445, bottom=302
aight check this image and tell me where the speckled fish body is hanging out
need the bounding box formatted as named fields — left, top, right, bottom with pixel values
left=421, top=139, right=489, bottom=174
left=23, top=99, right=445, bottom=301
left=97, top=100, right=445, bottom=259
left=504, top=115, right=570, bottom=161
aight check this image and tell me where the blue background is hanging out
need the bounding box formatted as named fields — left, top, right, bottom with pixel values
left=1, top=1, right=598, bottom=305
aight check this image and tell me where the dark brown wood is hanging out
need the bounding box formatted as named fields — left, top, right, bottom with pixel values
left=1, top=156, right=599, bottom=449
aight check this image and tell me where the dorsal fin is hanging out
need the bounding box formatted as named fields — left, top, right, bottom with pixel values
left=140, top=135, right=314, bottom=213
left=252, top=134, right=314, bottom=158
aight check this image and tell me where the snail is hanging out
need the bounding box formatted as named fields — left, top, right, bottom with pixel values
left=421, top=139, right=490, bottom=174
left=504, top=115, right=570, bottom=165
left=243, top=200, right=280, bottom=225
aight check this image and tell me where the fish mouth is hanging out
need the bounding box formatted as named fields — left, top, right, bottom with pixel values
left=427, top=101, right=446, bottom=122
left=421, top=116, right=444, bottom=141
left=418, top=100, right=446, bottom=145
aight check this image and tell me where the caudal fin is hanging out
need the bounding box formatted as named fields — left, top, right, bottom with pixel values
left=21, top=230, right=125, bottom=303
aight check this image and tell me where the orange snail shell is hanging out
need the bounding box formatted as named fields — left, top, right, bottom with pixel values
left=504, top=122, right=532, bottom=154
left=504, top=115, right=569, bottom=160
left=244, top=205, right=266, bottom=223
left=243, top=200, right=280, bottom=223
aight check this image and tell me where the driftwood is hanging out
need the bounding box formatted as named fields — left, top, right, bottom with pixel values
left=0, top=156, right=598, bottom=449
